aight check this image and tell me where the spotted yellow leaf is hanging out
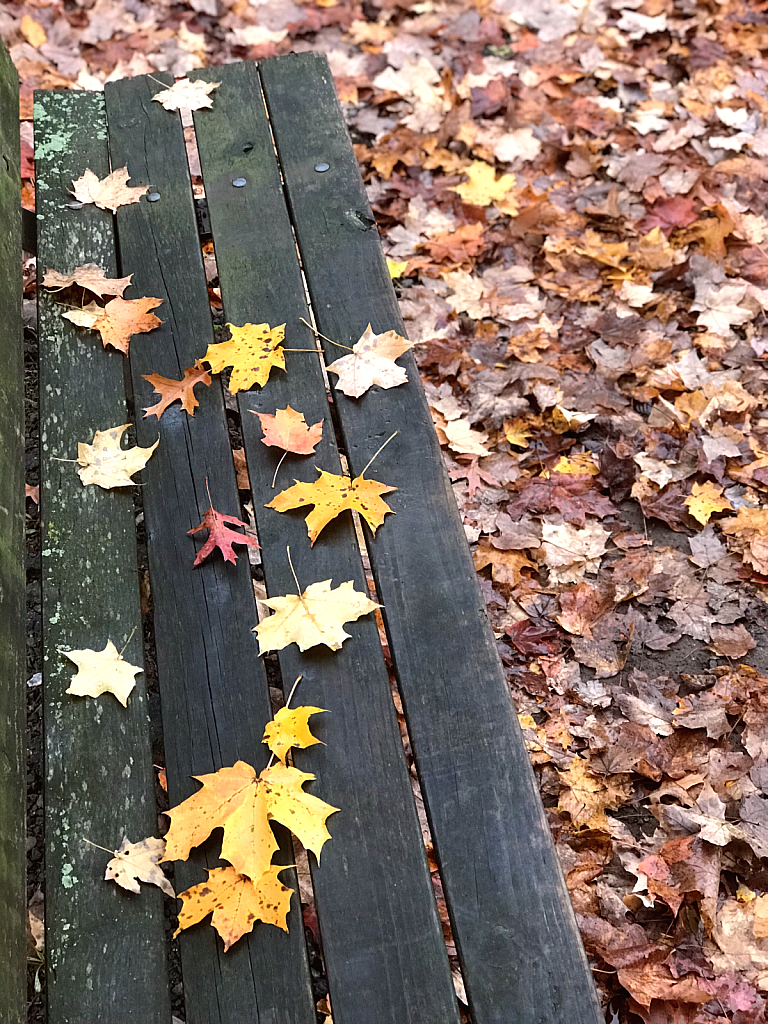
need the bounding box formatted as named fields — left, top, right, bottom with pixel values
left=204, top=322, right=286, bottom=393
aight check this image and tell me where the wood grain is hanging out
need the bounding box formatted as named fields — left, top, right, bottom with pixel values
left=35, top=90, right=171, bottom=1024
left=104, top=72, right=316, bottom=1024
left=0, top=41, right=25, bottom=1024
left=191, top=60, right=460, bottom=1024
left=259, top=52, right=602, bottom=1024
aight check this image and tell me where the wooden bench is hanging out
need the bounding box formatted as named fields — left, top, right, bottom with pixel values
left=0, top=49, right=602, bottom=1024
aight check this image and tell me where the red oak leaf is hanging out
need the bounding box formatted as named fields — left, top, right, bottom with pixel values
left=188, top=503, right=259, bottom=567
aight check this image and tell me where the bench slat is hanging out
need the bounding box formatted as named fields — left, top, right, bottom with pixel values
left=259, top=52, right=602, bottom=1024
left=191, top=60, right=461, bottom=1024
left=103, top=74, right=316, bottom=1024
left=35, top=91, right=171, bottom=1024
left=0, top=43, right=25, bottom=1024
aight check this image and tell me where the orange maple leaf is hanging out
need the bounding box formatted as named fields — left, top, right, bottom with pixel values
left=253, top=405, right=323, bottom=455
left=266, top=467, right=396, bottom=545
left=142, top=360, right=212, bottom=420
left=63, top=296, right=163, bottom=355
left=175, top=865, right=293, bottom=950
left=188, top=503, right=259, bottom=567
left=162, top=759, right=338, bottom=883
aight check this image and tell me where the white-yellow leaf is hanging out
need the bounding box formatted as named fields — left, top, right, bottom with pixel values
left=62, top=639, right=143, bottom=706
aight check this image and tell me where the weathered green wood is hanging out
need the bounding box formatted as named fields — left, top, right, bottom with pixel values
left=192, top=61, right=460, bottom=1024
left=259, top=52, right=602, bottom=1024
left=0, top=42, right=25, bottom=1024
left=35, top=91, right=171, bottom=1024
left=104, top=73, right=316, bottom=1024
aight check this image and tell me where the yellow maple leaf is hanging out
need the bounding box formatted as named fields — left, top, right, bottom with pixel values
left=326, top=323, right=415, bottom=399
left=63, top=296, right=163, bottom=355
left=204, top=322, right=286, bottom=393
left=255, top=578, right=380, bottom=653
left=71, top=167, right=147, bottom=213
left=77, top=424, right=158, bottom=489
left=557, top=756, right=632, bottom=831
left=262, top=705, right=327, bottom=763
left=175, top=865, right=293, bottom=950
left=162, top=759, right=338, bottom=883
left=504, top=417, right=533, bottom=449
left=267, top=468, right=396, bottom=545
left=575, top=229, right=630, bottom=271
left=20, top=13, right=47, bottom=48
left=387, top=259, right=409, bottom=278
left=543, top=453, right=599, bottom=478
left=104, top=836, right=174, bottom=896
left=449, top=161, right=516, bottom=207
left=684, top=480, right=734, bottom=525
left=152, top=78, right=221, bottom=111
left=61, top=639, right=143, bottom=706
left=42, top=263, right=133, bottom=299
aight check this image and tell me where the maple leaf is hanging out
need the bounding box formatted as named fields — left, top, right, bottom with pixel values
left=255, top=577, right=380, bottom=653
left=62, top=639, right=142, bottom=706
left=436, top=417, right=489, bottom=457
left=77, top=424, right=158, bottom=489
left=152, top=78, right=221, bottom=111
left=262, top=705, right=327, bottom=763
left=721, top=507, right=768, bottom=575
left=504, top=417, right=533, bottom=448
left=449, top=161, right=516, bottom=207
left=557, top=756, right=633, bottom=831
left=325, top=323, right=415, bottom=399
left=42, top=263, right=132, bottom=298
left=253, top=406, right=323, bottom=454
left=684, top=481, right=733, bottom=525
left=420, top=223, right=486, bottom=264
left=188, top=503, right=259, bottom=567
left=175, top=865, right=293, bottom=950
left=267, top=467, right=396, bottom=546
left=143, top=360, right=212, bottom=420
left=162, top=759, right=338, bottom=883
left=104, top=836, right=174, bottom=897
left=203, top=322, right=286, bottom=393
left=71, top=167, right=147, bottom=213
left=63, top=296, right=163, bottom=355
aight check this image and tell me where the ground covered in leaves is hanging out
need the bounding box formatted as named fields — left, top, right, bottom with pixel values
left=9, top=0, right=768, bottom=1020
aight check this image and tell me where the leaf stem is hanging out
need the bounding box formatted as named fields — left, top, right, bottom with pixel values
left=360, top=431, right=399, bottom=478
left=271, top=450, right=287, bottom=489
left=286, top=545, right=302, bottom=596
left=82, top=837, right=115, bottom=856
left=285, top=675, right=303, bottom=710
left=118, top=626, right=138, bottom=658
left=299, top=316, right=353, bottom=351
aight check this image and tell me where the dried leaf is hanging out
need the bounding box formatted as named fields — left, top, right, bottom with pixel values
left=62, top=639, right=142, bottom=706
left=188, top=503, right=259, bottom=567
left=71, top=167, right=147, bottom=213
left=175, top=865, right=292, bottom=950
left=449, top=161, right=516, bottom=207
left=77, top=424, right=158, bottom=489
left=267, top=468, right=396, bottom=546
left=162, top=759, right=338, bottom=883
left=63, top=296, right=163, bottom=355
left=253, top=406, right=323, bottom=455
left=105, top=836, right=174, bottom=897
left=42, top=263, right=132, bottom=298
left=326, top=323, right=414, bottom=398
left=263, top=705, right=327, bottom=763
left=203, top=322, right=286, bottom=393
left=255, top=578, right=380, bottom=653
left=143, top=361, right=212, bottom=419
left=152, top=78, right=221, bottom=111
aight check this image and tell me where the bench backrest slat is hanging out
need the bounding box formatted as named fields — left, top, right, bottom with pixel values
left=191, top=60, right=461, bottom=1024
left=35, top=90, right=171, bottom=1023
left=102, top=73, right=317, bottom=1022
left=259, top=52, right=602, bottom=1024
left=0, top=41, right=25, bottom=1024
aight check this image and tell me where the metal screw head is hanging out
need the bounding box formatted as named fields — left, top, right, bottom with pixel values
left=66, top=201, right=84, bottom=209
left=314, top=162, right=330, bottom=172
left=232, top=177, right=247, bottom=187
left=147, top=191, right=161, bottom=202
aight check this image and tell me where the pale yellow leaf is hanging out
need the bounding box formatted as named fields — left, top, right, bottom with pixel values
left=105, top=836, right=174, bottom=896
left=62, top=639, right=142, bottom=706
left=77, top=423, right=158, bottom=489
left=255, top=579, right=380, bottom=653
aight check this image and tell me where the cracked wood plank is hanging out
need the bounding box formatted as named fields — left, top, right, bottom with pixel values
left=259, top=51, right=602, bottom=1024
left=104, top=72, right=315, bottom=1024
left=35, top=90, right=171, bottom=1024
left=0, top=41, right=25, bottom=1024
left=191, top=60, right=461, bottom=1024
